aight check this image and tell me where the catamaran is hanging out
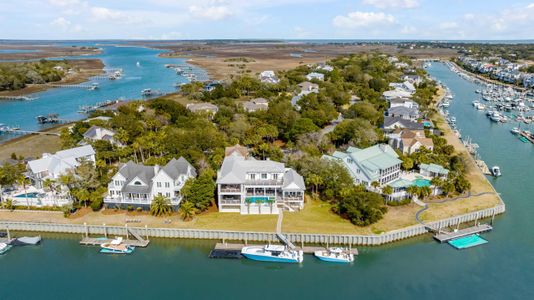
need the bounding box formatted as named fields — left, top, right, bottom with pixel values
left=241, top=245, right=303, bottom=263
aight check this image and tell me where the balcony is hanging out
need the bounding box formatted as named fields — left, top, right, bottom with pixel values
left=104, top=197, right=181, bottom=205
left=220, top=199, right=241, bottom=205
left=244, top=179, right=283, bottom=186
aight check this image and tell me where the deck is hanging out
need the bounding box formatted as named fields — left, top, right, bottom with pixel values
left=80, top=237, right=149, bottom=247
left=433, top=224, right=493, bottom=243
left=211, top=242, right=358, bottom=256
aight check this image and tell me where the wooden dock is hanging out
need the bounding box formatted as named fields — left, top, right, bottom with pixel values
left=80, top=237, right=149, bottom=247
left=520, top=131, right=534, bottom=144
left=0, top=95, right=36, bottom=101
left=0, top=129, right=60, bottom=136
left=433, top=224, right=493, bottom=243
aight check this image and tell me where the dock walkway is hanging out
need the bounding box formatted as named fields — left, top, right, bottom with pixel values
left=212, top=242, right=358, bottom=255
left=433, top=224, right=493, bottom=243
left=80, top=237, right=149, bottom=247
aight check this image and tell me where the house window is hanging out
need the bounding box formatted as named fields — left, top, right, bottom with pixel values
left=250, top=174, right=256, bottom=180
left=273, top=174, right=278, bottom=180
left=261, top=173, right=267, bottom=179
left=110, top=191, right=114, bottom=196
left=165, top=182, right=170, bottom=188
left=134, top=181, right=142, bottom=185
left=166, top=192, right=171, bottom=197
left=157, top=182, right=161, bottom=188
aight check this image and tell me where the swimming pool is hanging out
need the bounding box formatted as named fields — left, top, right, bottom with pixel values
left=14, top=192, right=40, bottom=198
left=245, top=196, right=275, bottom=203
left=412, top=179, right=431, bottom=187
left=448, top=234, right=488, bottom=250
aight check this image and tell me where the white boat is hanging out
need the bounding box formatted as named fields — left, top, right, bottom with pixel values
left=441, top=101, right=450, bottom=108
left=0, top=243, right=12, bottom=255
left=136, top=61, right=141, bottom=67
left=241, top=245, right=303, bottom=263
left=314, top=248, right=354, bottom=263
left=450, top=117, right=456, bottom=123
left=100, top=237, right=135, bottom=254
left=491, top=166, right=502, bottom=177
left=511, top=127, right=520, bottom=135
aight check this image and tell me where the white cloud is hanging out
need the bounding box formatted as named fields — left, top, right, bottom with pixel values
left=188, top=4, right=234, bottom=20
left=50, top=17, right=71, bottom=28
left=362, top=0, right=419, bottom=9
left=439, top=21, right=458, bottom=30
left=48, top=0, right=81, bottom=6
left=333, top=11, right=395, bottom=29
left=400, top=25, right=417, bottom=34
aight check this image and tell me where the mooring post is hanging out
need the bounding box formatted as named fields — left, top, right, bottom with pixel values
left=125, top=224, right=129, bottom=240
left=145, top=225, right=149, bottom=241
left=475, top=212, right=479, bottom=226
left=84, top=222, right=88, bottom=238
left=103, top=224, right=107, bottom=238
left=6, top=226, right=10, bottom=240
left=491, top=208, right=496, bottom=225
left=244, top=237, right=247, bottom=246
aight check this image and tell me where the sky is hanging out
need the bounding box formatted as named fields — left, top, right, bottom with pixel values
left=0, top=0, right=533, bottom=40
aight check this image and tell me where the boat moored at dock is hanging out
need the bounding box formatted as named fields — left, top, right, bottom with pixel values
left=0, top=243, right=13, bottom=255
left=100, top=237, right=135, bottom=254
left=314, top=248, right=354, bottom=263
left=241, top=245, right=303, bottom=263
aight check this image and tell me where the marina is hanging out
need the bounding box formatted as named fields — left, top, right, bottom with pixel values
left=433, top=224, right=493, bottom=243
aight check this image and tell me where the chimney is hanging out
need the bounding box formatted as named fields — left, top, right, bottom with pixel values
left=154, top=165, right=160, bottom=174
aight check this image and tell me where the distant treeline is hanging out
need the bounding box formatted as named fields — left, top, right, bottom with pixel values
left=0, top=59, right=70, bottom=91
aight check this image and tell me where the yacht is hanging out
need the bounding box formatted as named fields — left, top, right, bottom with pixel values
left=491, top=166, right=502, bottom=177
left=241, top=245, right=303, bottom=263
left=100, top=237, right=135, bottom=254
left=441, top=101, right=450, bottom=108
left=0, top=243, right=12, bottom=255
left=511, top=127, right=520, bottom=135
left=314, top=248, right=354, bottom=263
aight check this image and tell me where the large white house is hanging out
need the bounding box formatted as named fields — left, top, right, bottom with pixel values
left=104, top=157, right=197, bottom=208
left=323, top=144, right=402, bottom=187
left=216, top=145, right=305, bottom=215
left=27, top=145, right=96, bottom=188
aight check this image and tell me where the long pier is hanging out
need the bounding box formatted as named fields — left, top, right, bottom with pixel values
left=0, top=95, right=37, bottom=101
left=0, top=129, right=60, bottom=136
left=433, top=224, right=493, bottom=243
left=79, top=226, right=150, bottom=247
left=520, top=131, right=534, bottom=144
left=47, top=83, right=98, bottom=89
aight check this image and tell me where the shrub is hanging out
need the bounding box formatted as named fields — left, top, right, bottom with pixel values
left=127, top=205, right=134, bottom=212
left=90, top=197, right=103, bottom=212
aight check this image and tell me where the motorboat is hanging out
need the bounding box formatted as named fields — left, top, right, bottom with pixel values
left=441, top=101, right=450, bottom=108
left=511, top=127, right=520, bottom=135
left=241, top=245, right=303, bottom=263
left=491, top=166, right=502, bottom=177
left=314, top=248, right=354, bottom=263
left=0, top=243, right=12, bottom=255
left=100, top=237, right=135, bottom=254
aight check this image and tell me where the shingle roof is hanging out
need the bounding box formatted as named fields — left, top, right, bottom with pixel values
left=28, top=145, right=95, bottom=175
left=420, top=163, right=449, bottom=175
left=383, top=116, right=424, bottom=130
left=283, top=169, right=306, bottom=190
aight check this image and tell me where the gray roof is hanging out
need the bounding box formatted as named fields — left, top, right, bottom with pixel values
left=383, top=116, right=424, bottom=130
left=283, top=169, right=305, bottom=190
left=387, top=106, right=419, bottom=117
left=162, top=157, right=197, bottom=179
left=217, top=153, right=285, bottom=184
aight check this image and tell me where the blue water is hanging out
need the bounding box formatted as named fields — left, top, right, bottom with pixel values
left=413, top=178, right=431, bottom=187
left=1, top=61, right=534, bottom=299
left=0, top=44, right=204, bottom=142
left=14, top=192, right=39, bottom=198
left=0, top=49, right=39, bottom=53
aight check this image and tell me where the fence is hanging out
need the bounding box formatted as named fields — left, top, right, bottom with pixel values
left=0, top=204, right=505, bottom=246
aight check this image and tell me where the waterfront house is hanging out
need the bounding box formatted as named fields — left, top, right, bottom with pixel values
left=386, top=106, right=420, bottom=121
left=389, top=81, right=416, bottom=94
left=402, top=75, right=423, bottom=85
left=323, top=144, right=402, bottom=187
left=383, top=89, right=413, bottom=100
left=27, top=145, right=96, bottom=188
left=389, top=98, right=419, bottom=110
left=419, top=163, right=449, bottom=179
left=216, top=145, right=305, bottom=215
left=105, top=157, right=197, bottom=208
left=243, top=98, right=269, bottom=113
left=388, top=129, right=434, bottom=155
left=306, top=72, right=325, bottom=81
left=186, top=103, right=219, bottom=115
left=383, top=116, right=424, bottom=132
left=316, top=64, right=334, bottom=72
left=82, top=125, right=123, bottom=147
left=259, top=70, right=280, bottom=84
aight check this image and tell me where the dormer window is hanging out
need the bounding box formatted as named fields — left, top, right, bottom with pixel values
left=250, top=174, right=256, bottom=180
left=134, top=181, right=142, bottom=185
left=273, top=174, right=278, bottom=180
left=261, top=173, right=267, bottom=179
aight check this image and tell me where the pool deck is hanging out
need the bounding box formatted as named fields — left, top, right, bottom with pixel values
left=433, top=224, right=493, bottom=243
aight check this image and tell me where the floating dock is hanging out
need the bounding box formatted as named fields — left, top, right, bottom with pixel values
left=0, top=95, right=36, bottom=101
left=80, top=227, right=149, bottom=247
left=433, top=224, right=493, bottom=243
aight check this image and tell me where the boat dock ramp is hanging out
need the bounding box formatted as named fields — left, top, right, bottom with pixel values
left=0, top=128, right=60, bottom=136
left=209, top=242, right=358, bottom=259
left=79, top=226, right=150, bottom=248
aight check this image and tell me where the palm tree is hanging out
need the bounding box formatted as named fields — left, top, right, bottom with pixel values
left=306, top=174, right=323, bottom=195
left=371, top=181, right=380, bottom=192
left=17, top=175, right=31, bottom=209
left=150, top=195, right=172, bottom=216
left=179, top=201, right=197, bottom=221
left=405, top=186, right=418, bottom=199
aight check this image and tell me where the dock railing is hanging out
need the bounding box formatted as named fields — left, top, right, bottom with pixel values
left=0, top=203, right=505, bottom=246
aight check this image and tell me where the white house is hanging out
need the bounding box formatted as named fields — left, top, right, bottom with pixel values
left=243, top=98, right=269, bottom=113
left=27, top=145, right=96, bottom=188
left=298, top=81, right=319, bottom=94
left=186, top=103, right=219, bottom=115
left=316, top=64, right=334, bottom=72
left=105, top=157, right=197, bottom=208
left=82, top=125, right=123, bottom=147
left=217, top=145, right=305, bottom=215
left=306, top=72, right=325, bottom=81
left=259, top=70, right=280, bottom=84
left=323, top=144, right=402, bottom=187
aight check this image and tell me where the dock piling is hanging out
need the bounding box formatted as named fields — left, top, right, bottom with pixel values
left=84, top=222, right=88, bottom=238
left=103, top=223, right=107, bottom=238
left=6, top=226, right=10, bottom=240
